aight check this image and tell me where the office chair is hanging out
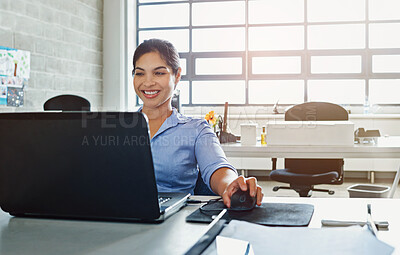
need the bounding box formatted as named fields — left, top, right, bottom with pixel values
left=194, top=172, right=216, bottom=195
left=43, top=95, right=91, bottom=111
left=269, top=102, right=348, bottom=197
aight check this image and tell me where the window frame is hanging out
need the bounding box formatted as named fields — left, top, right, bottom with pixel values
left=135, top=0, right=400, bottom=107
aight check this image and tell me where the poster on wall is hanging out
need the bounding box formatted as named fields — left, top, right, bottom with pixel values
left=7, top=86, right=24, bottom=107
left=0, top=47, right=30, bottom=79
left=0, top=46, right=30, bottom=107
left=0, top=76, right=27, bottom=87
left=0, top=85, right=6, bottom=105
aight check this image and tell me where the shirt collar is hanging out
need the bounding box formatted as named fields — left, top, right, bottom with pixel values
left=173, top=108, right=192, bottom=124
left=137, top=107, right=191, bottom=139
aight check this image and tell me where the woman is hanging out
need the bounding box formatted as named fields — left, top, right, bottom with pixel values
left=133, top=39, right=263, bottom=208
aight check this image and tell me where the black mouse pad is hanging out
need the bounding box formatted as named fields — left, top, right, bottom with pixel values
left=186, top=202, right=314, bottom=227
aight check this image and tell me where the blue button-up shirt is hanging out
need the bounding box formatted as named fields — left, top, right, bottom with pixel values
left=141, top=108, right=236, bottom=194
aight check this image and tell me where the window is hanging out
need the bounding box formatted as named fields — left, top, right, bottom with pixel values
left=136, top=0, right=400, bottom=106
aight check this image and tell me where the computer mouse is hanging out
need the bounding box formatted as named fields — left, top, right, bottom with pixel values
left=230, top=189, right=256, bottom=211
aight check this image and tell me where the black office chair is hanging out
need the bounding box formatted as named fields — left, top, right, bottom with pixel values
left=194, top=172, right=216, bottom=195
left=43, top=95, right=91, bottom=111
left=269, top=102, right=348, bottom=197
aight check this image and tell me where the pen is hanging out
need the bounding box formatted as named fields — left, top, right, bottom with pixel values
left=321, top=219, right=389, bottom=229
left=366, top=204, right=378, bottom=237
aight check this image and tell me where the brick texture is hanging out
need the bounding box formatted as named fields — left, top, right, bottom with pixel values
left=0, top=0, right=103, bottom=111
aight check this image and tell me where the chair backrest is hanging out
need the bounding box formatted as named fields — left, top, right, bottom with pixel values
left=44, top=95, right=91, bottom=111
left=194, top=172, right=216, bottom=195
left=285, top=102, right=348, bottom=121
left=284, top=102, right=348, bottom=180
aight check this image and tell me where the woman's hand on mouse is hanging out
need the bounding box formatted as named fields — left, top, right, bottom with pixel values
left=221, top=175, right=263, bottom=208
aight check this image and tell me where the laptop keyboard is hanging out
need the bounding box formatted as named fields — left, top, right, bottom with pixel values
left=158, top=197, right=171, bottom=205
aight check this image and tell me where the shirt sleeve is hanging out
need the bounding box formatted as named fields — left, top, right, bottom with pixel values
left=194, top=120, right=237, bottom=190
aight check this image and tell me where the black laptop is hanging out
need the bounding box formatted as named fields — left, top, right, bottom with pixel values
left=0, top=112, right=189, bottom=222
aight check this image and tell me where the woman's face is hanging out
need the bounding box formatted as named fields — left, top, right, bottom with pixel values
left=133, top=51, right=181, bottom=110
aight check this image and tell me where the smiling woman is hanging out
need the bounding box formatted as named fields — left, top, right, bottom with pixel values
left=132, top=39, right=182, bottom=137
left=131, top=39, right=264, bottom=206
left=133, top=51, right=180, bottom=116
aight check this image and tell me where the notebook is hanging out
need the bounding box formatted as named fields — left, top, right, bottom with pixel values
left=0, top=112, right=189, bottom=222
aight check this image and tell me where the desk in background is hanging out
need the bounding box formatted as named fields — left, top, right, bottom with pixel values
left=222, top=136, right=400, bottom=196
left=221, top=136, right=400, bottom=159
left=0, top=197, right=399, bottom=255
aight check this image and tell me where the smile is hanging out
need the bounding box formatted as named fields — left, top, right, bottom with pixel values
left=142, top=90, right=160, bottom=98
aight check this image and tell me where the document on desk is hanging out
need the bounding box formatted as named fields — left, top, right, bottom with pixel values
left=216, top=236, right=254, bottom=255
left=202, top=220, right=394, bottom=255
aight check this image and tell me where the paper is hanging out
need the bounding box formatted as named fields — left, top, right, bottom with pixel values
left=203, top=220, right=394, bottom=255
left=0, top=76, right=28, bottom=88
left=7, top=86, right=24, bottom=107
left=0, top=48, right=30, bottom=79
left=0, top=47, right=30, bottom=107
left=0, top=85, right=6, bottom=105
left=216, top=236, right=254, bottom=255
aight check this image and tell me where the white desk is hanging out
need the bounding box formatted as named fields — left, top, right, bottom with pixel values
left=221, top=136, right=400, bottom=159
left=0, top=197, right=399, bottom=254
left=222, top=136, right=400, bottom=197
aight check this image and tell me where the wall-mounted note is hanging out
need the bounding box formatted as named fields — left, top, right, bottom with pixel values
left=7, top=86, right=24, bottom=107
left=0, top=47, right=30, bottom=79
left=0, top=46, right=30, bottom=107
left=0, top=85, right=7, bottom=105
left=0, top=76, right=27, bottom=88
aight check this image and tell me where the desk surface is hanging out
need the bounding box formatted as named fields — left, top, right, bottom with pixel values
left=0, top=197, right=399, bottom=255
left=221, top=136, right=400, bottom=158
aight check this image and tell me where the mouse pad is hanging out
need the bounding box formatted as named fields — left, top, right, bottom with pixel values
left=186, top=202, right=314, bottom=227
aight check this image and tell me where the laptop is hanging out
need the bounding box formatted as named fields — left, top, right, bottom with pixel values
left=0, top=112, right=190, bottom=222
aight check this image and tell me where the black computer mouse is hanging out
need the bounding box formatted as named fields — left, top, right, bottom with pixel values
left=230, top=189, right=256, bottom=211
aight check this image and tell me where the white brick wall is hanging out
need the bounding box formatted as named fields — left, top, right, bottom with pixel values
left=0, top=0, right=103, bottom=111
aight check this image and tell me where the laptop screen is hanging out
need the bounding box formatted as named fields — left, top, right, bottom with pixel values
left=0, top=112, right=162, bottom=220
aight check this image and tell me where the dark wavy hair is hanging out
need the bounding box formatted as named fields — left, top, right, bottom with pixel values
left=133, top=39, right=180, bottom=75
